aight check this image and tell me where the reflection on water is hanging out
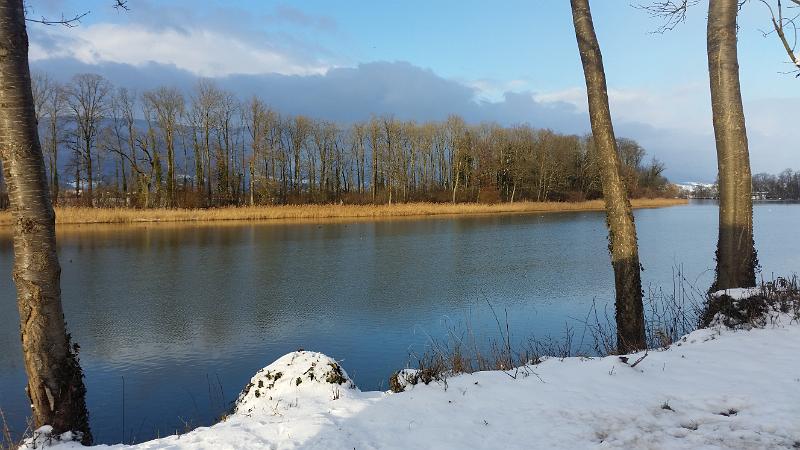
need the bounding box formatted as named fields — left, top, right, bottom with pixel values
left=0, top=201, right=798, bottom=443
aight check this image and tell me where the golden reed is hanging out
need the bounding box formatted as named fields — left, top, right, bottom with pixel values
left=0, top=198, right=687, bottom=226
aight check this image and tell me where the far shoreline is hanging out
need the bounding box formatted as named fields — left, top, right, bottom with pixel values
left=0, top=198, right=687, bottom=228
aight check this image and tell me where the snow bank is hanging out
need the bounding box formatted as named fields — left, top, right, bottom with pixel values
left=710, top=287, right=764, bottom=300
left=22, top=321, right=800, bottom=450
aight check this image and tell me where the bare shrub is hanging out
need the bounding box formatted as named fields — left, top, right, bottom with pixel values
left=391, top=272, right=799, bottom=392
left=699, top=276, right=800, bottom=328
left=391, top=268, right=712, bottom=391
left=0, top=409, right=32, bottom=450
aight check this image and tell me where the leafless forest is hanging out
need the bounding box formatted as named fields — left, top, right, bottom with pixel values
left=1, top=73, right=675, bottom=210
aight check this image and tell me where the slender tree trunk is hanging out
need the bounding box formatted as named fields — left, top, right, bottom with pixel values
left=193, top=133, right=203, bottom=199
left=452, top=160, right=460, bottom=204
left=50, top=151, right=58, bottom=206
left=120, top=154, right=127, bottom=203
left=359, top=136, right=366, bottom=194
left=205, top=120, right=212, bottom=206
left=707, top=0, right=757, bottom=291
left=0, top=1, right=91, bottom=443
left=571, top=0, right=646, bottom=353
left=126, top=120, right=138, bottom=206
left=371, top=134, right=377, bottom=202
left=49, top=116, right=59, bottom=205
left=249, top=159, right=255, bottom=206
left=167, top=130, right=175, bottom=207
left=84, top=137, right=93, bottom=207
left=241, top=135, right=246, bottom=205
left=74, top=158, right=80, bottom=201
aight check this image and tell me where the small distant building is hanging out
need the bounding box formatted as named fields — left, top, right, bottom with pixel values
left=752, top=191, right=769, bottom=200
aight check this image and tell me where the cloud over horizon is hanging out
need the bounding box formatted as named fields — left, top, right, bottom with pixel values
left=29, top=22, right=330, bottom=77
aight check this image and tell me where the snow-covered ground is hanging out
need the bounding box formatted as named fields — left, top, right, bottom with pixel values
left=25, top=315, right=800, bottom=450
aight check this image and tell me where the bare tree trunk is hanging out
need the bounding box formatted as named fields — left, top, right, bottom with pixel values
left=74, top=158, right=80, bottom=201
left=249, top=159, right=255, bottom=206
left=370, top=121, right=378, bottom=203
left=452, top=160, right=460, bottom=204
left=0, top=1, right=91, bottom=443
left=120, top=154, right=127, bottom=199
left=205, top=125, right=212, bottom=206
left=50, top=147, right=58, bottom=205
left=85, top=137, right=93, bottom=207
left=571, top=0, right=646, bottom=353
left=48, top=108, right=59, bottom=206
left=167, top=130, right=175, bottom=207
left=708, top=0, right=757, bottom=291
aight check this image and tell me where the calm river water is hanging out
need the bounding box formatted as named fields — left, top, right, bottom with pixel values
left=1, top=200, right=798, bottom=443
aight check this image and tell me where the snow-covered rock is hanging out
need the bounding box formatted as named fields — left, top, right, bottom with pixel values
left=234, top=351, right=357, bottom=416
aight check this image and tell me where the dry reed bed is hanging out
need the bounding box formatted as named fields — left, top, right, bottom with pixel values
left=0, top=198, right=686, bottom=226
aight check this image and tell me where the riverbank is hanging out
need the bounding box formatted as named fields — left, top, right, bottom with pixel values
left=24, top=297, right=800, bottom=449
left=0, top=198, right=686, bottom=226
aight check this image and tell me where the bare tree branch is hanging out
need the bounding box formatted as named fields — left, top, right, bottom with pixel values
left=25, top=10, right=89, bottom=27
left=24, top=1, right=129, bottom=27
left=633, top=1, right=701, bottom=33
left=759, top=0, right=800, bottom=74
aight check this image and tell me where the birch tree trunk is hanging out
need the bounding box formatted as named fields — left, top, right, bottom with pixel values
left=0, top=1, right=91, bottom=443
left=707, top=0, right=757, bottom=291
left=249, top=159, right=255, bottom=206
left=570, top=0, right=646, bottom=352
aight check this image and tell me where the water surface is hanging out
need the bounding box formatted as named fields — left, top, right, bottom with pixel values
left=1, top=200, right=798, bottom=443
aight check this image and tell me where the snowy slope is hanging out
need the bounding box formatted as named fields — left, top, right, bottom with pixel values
left=24, top=317, right=800, bottom=450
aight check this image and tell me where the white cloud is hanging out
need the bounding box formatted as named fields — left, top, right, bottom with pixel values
left=466, top=78, right=533, bottom=102
left=29, top=23, right=330, bottom=77
left=532, top=84, right=797, bottom=180
left=533, top=87, right=585, bottom=106
left=534, top=84, right=714, bottom=135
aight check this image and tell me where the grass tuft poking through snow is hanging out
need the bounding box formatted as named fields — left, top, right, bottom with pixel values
left=18, top=283, right=800, bottom=449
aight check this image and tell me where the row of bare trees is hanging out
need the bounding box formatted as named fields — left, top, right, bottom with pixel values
left=752, top=169, right=800, bottom=199
left=23, top=73, right=673, bottom=209
left=679, top=168, right=800, bottom=199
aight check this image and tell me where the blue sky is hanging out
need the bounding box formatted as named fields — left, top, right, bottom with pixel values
left=25, top=0, right=798, bottom=181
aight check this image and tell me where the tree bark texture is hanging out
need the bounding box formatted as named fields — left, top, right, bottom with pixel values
left=707, top=0, right=757, bottom=291
left=0, top=1, right=91, bottom=443
left=571, top=0, right=646, bottom=352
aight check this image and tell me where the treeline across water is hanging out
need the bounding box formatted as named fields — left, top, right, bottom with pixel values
left=1, top=72, right=674, bottom=209
left=752, top=170, right=800, bottom=200
left=683, top=169, right=800, bottom=200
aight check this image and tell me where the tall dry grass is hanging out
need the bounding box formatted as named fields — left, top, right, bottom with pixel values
left=0, top=198, right=686, bottom=227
